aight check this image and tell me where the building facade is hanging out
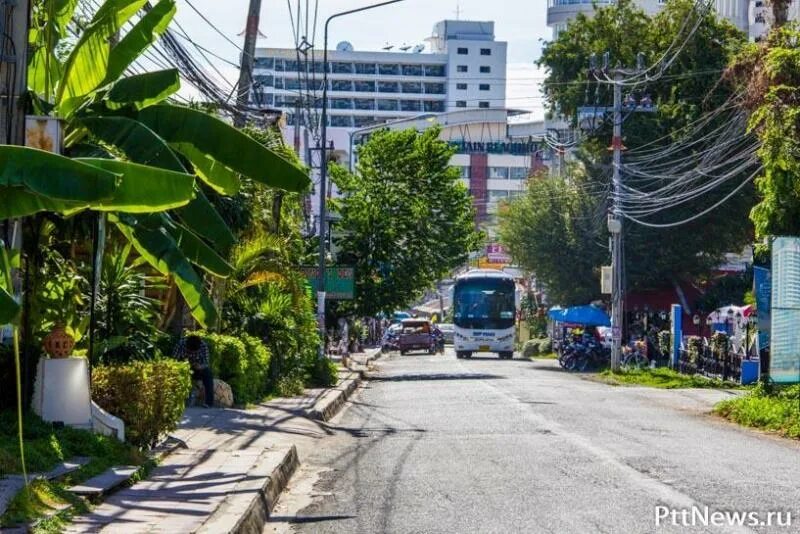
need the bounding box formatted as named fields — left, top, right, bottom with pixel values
left=546, top=0, right=751, bottom=39
left=253, top=20, right=507, bottom=130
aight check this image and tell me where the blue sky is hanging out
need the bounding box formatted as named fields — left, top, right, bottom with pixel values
left=173, top=0, right=550, bottom=116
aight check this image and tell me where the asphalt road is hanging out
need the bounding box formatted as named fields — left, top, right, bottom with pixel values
left=267, top=349, right=800, bottom=534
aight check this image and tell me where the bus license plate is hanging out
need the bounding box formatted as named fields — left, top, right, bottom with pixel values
left=479, top=345, right=490, bottom=352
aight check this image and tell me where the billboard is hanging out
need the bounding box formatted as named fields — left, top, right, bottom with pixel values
left=300, top=266, right=355, bottom=300
left=753, top=266, right=771, bottom=352
left=769, top=237, right=800, bottom=383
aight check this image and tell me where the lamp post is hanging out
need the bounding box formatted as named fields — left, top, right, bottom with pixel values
left=317, top=0, right=405, bottom=358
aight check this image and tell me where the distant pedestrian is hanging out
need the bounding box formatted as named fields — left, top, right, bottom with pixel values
left=174, top=335, right=214, bottom=408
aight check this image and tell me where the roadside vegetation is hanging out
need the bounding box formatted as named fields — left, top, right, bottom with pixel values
left=597, top=367, right=745, bottom=389
left=714, top=384, right=800, bottom=439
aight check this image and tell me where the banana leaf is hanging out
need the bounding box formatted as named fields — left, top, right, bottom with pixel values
left=0, top=145, right=118, bottom=201
left=106, top=69, right=180, bottom=110
left=73, top=158, right=194, bottom=213
left=103, top=0, right=176, bottom=87
left=162, top=217, right=233, bottom=278
left=111, top=213, right=217, bottom=327
left=0, top=243, right=18, bottom=324
left=137, top=105, right=310, bottom=192
left=172, top=142, right=239, bottom=195
left=57, top=0, right=149, bottom=116
left=79, top=115, right=236, bottom=252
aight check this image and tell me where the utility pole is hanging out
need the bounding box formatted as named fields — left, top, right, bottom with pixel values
left=609, top=66, right=624, bottom=372
left=235, top=0, right=262, bottom=127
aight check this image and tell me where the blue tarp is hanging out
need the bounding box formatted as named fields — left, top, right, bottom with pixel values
left=547, top=305, right=611, bottom=327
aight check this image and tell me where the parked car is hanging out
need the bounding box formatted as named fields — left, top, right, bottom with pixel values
left=437, top=323, right=455, bottom=344
left=398, top=319, right=436, bottom=355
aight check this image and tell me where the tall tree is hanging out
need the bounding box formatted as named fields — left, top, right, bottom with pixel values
left=329, top=127, right=481, bottom=317
left=531, top=0, right=754, bottom=297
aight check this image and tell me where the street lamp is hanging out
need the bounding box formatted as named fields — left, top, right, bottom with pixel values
left=317, top=0, right=405, bottom=358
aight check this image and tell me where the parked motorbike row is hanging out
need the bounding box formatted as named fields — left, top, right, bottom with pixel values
left=557, top=333, right=610, bottom=372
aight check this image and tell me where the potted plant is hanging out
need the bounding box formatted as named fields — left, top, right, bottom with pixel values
left=39, top=264, right=87, bottom=358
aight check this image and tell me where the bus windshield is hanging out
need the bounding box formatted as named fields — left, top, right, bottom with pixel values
left=453, top=279, right=515, bottom=330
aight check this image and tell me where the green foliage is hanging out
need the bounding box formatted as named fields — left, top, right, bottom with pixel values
left=189, top=331, right=271, bottom=405
left=714, top=383, right=800, bottom=438
left=499, top=175, right=607, bottom=305
left=736, top=25, right=800, bottom=238
left=330, top=126, right=482, bottom=317
left=92, top=359, right=192, bottom=448
left=658, top=330, right=672, bottom=357
left=686, top=336, right=704, bottom=364
left=307, top=357, right=339, bottom=388
left=532, top=0, right=754, bottom=298
left=522, top=339, right=540, bottom=359
left=600, top=367, right=742, bottom=389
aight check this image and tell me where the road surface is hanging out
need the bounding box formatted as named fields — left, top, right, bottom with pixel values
left=267, top=349, right=800, bottom=534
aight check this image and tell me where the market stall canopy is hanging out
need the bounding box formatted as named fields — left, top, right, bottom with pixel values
left=548, top=305, right=611, bottom=327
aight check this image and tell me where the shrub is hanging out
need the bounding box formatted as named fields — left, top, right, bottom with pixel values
left=658, top=330, right=672, bottom=357
left=307, top=356, right=339, bottom=388
left=522, top=339, right=540, bottom=359
left=189, top=332, right=271, bottom=405
left=686, top=336, right=704, bottom=364
left=92, top=359, right=191, bottom=448
left=537, top=338, right=552, bottom=354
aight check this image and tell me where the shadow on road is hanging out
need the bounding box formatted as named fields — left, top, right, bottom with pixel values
left=367, top=372, right=504, bottom=382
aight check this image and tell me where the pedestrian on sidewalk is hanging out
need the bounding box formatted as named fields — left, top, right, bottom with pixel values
left=174, top=335, right=215, bottom=408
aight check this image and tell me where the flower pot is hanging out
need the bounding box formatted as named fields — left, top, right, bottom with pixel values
left=43, top=324, right=75, bottom=358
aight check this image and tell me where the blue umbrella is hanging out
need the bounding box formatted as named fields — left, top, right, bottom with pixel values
left=549, top=305, right=610, bottom=327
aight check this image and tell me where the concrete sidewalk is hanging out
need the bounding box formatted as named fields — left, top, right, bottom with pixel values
left=64, top=356, right=377, bottom=534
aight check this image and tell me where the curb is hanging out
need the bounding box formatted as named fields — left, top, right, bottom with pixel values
left=306, top=374, right=362, bottom=421
left=198, top=445, right=299, bottom=534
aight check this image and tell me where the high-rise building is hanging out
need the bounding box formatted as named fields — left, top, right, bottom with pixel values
left=546, top=0, right=751, bottom=39
left=253, top=20, right=507, bottom=131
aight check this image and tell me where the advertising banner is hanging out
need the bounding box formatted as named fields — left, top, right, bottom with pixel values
left=769, top=237, right=800, bottom=383
left=753, top=266, right=771, bottom=352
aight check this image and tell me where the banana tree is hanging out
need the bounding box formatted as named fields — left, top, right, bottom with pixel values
left=25, top=0, right=310, bottom=326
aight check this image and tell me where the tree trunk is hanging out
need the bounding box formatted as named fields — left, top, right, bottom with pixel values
left=771, top=0, right=791, bottom=26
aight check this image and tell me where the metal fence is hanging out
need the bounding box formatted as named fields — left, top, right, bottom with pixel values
left=677, top=338, right=743, bottom=383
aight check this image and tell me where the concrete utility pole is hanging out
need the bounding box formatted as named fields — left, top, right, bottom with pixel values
left=609, top=67, right=624, bottom=372
left=235, top=0, right=262, bottom=127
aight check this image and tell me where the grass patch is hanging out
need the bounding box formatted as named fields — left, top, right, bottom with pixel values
left=714, top=383, right=800, bottom=439
left=1, top=479, right=89, bottom=532
left=597, top=367, right=744, bottom=389
left=0, top=410, right=146, bottom=529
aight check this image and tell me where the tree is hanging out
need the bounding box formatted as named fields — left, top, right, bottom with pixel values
left=532, top=0, right=754, bottom=297
left=329, top=127, right=481, bottom=317
left=499, top=173, right=607, bottom=305
left=729, top=24, right=800, bottom=239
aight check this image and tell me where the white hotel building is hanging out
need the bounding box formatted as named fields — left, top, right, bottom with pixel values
left=253, top=20, right=548, bottom=234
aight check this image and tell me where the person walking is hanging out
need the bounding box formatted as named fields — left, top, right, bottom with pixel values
left=174, top=335, right=215, bottom=408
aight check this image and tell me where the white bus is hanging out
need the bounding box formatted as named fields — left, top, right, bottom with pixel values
left=452, top=269, right=517, bottom=359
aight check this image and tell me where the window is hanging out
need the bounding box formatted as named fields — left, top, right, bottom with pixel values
left=480, top=48, right=492, bottom=56
left=284, top=78, right=301, bottom=90
left=285, top=60, right=300, bottom=72
left=455, top=100, right=467, bottom=108
left=489, top=167, right=509, bottom=179
left=479, top=84, right=490, bottom=91
left=457, top=65, right=468, bottom=73
left=254, top=57, right=274, bottom=69
left=402, top=64, right=423, bottom=76
left=401, top=82, right=422, bottom=94
left=424, top=82, right=445, bottom=94
left=354, top=81, right=376, bottom=92
left=479, top=101, right=490, bottom=109
left=355, top=63, right=376, bottom=75
left=510, top=167, right=530, bottom=180
left=273, top=77, right=284, bottom=89
left=378, top=81, right=399, bottom=93
left=480, top=66, right=491, bottom=74
left=330, top=98, right=353, bottom=110
left=354, top=116, right=377, bottom=127
left=332, top=80, right=353, bottom=91
left=456, top=83, right=467, bottom=90
left=400, top=100, right=422, bottom=112
left=457, top=47, right=469, bottom=55
left=458, top=166, right=471, bottom=179
left=424, top=64, right=446, bottom=77
left=254, top=74, right=274, bottom=86
left=377, top=99, right=399, bottom=111
left=331, top=115, right=352, bottom=127
left=423, top=101, right=445, bottom=112
left=331, top=62, right=353, bottom=74
left=273, top=59, right=284, bottom=71
left=354, top=98, right=375, bottom=110
left=378, top=63, right=400, bottom=75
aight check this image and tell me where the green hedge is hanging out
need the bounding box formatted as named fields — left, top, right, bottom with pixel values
left=190, top=332, right=271, bottom=404
left=92, top=359, right=191, bottom=448
left=523, top=338, right=553, bottom=359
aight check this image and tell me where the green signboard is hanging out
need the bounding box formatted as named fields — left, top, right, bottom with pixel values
left=300, top=266, right=355, bottom=300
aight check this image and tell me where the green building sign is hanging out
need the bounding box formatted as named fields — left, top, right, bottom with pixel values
left=300, top=266, right=355, bottom=300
